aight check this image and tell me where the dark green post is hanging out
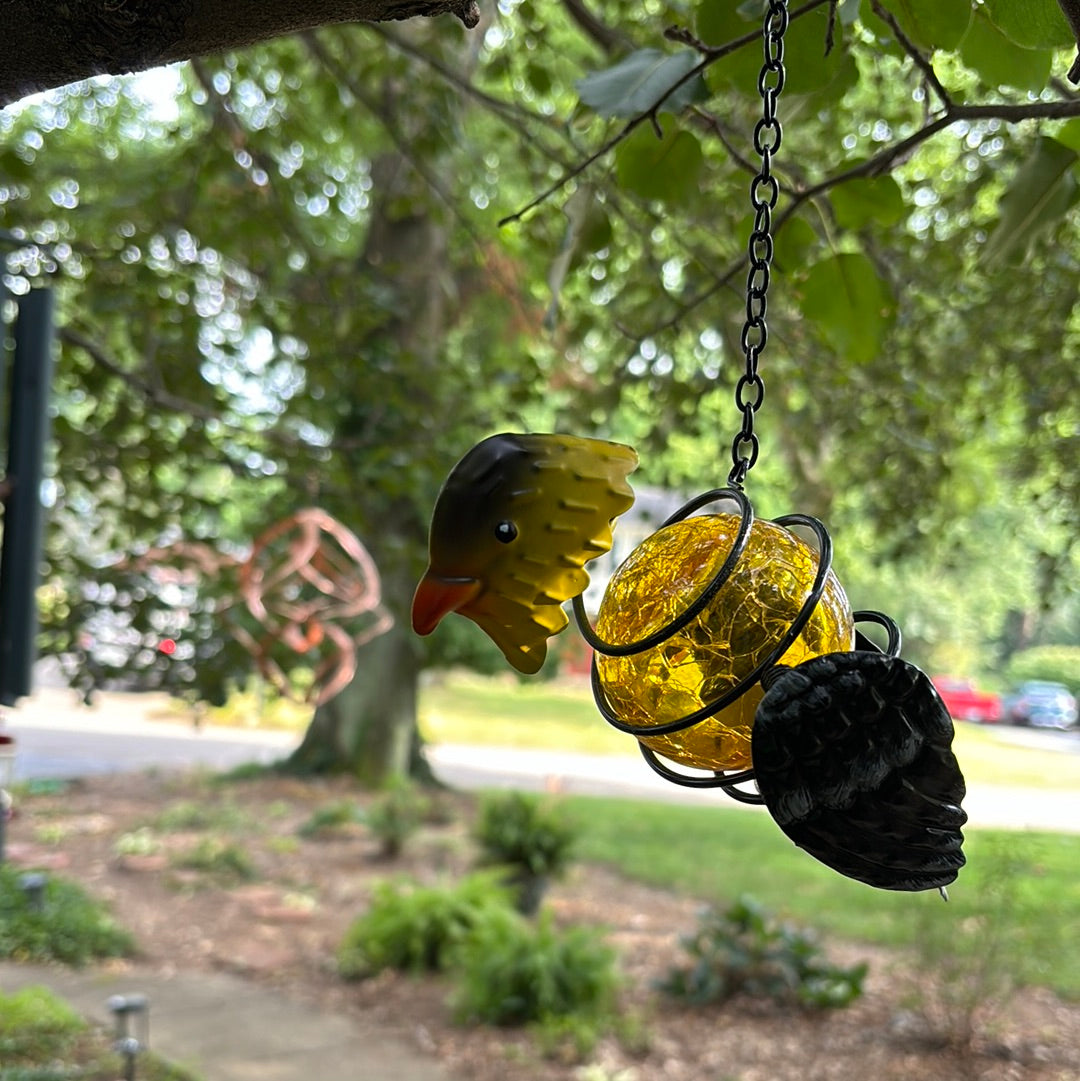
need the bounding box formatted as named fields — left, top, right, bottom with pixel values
left=0, top=288, right=55, bottom=706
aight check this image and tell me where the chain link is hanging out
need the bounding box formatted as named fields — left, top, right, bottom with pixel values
left=729, top=0, right=788, bottom=488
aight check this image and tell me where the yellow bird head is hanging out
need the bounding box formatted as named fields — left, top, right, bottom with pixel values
left=412, top=432, right=637, bottom=673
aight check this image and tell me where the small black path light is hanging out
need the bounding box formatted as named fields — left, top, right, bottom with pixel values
left=107, top=993, right=151, bottom=1081
left=17, top=870, right=47, bottom=911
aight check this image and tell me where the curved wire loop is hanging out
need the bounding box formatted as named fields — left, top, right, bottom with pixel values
left=571, top=487, right=753, bottom=658
left=852, top=610, right=902, bottom=657
left=577, top=500, right=833, bottom=740
left=631, top=610, right=908, bottom=796
left=573, top=496, right=903, bottom=802
left=639, top=744, right=766, bottom=803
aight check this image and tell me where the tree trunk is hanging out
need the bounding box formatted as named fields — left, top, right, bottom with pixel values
left=288, top=130, right=454, bottom=782
left=0, top=1, right=479, bottom=108
left=288, top=555, right=435, bottom=785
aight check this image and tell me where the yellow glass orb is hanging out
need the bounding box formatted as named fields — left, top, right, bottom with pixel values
left=595, top=513, right=854, bottom=772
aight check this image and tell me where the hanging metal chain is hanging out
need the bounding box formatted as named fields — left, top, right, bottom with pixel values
left=729, top=0, right=789, bottom=488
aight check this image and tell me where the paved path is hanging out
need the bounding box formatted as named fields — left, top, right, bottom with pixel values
left=3, top=689, right=297, bottom=781
left=0, top=963, right=447, bottom=1081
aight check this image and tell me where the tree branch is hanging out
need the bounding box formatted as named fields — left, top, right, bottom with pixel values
left=497, top=0, right=833, bottom=227
left=372, top=24, right=567, bottom=135
left=559, top=0, right=632, bottom=57
left=629, top=94, right=1080, bottom=344
left=869, top=0, right=952, bottom=108
left=61, top=326, right=226, bottom=423
left=0, top=0, right=480, bottom=108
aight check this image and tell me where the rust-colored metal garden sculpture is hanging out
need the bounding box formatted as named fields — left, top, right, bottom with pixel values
left=136, top=509, right=390, bottom=707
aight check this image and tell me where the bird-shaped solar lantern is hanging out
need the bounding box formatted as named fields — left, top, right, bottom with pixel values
left=412, top=432, right=638, bottom=674
left=413, top=0, right=966, bottom=896
left=413, top=432, right=967, bottom=895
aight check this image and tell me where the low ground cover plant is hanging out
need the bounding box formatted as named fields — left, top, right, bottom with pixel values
left=0, top=865, right=133, bottom=966
left=338, top=864, right=620, bottom=1057
left=363, top=780, right=431, bottom=858
left=660, top=895, right=866, bottom=1010
left=451, top=908, right=619, bottom=1028
left=338, top=870, right=513, bottom=978
left=298, top=799, right=362, bottom=839
left=171, top=837, right=256, bottom=883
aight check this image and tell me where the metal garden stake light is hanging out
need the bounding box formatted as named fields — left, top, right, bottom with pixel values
left=413, top=0, right=966, bottom=895
left=108, top=994, right=150, bottom=1081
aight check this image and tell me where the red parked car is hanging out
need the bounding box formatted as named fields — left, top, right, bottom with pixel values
left=932, top=676, right=1003, bottom=723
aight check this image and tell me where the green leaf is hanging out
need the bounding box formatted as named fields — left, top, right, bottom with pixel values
left=576, top=48, right=707, bottom=118
left=703, top=4, right=857, bottom=100
left=1054, top=117, right=1080, bottom=152
left=696, top=2, right=762, bottom=97
left=783, top=7, right=858, bottom=97
left=831, top=176, right=906, bottom=230
left=872, top=0, right=972, bottom=51
left=985, top=137, right=1080, bottom=265
left=0, top=148, right=34, bottom=183
left=982, top=0, right=1074, bottom=48
left=838, top=0, right=862, bottom=27
left=775, top=214, right=820, bottom=269
left=960, top=8, right=1054, bottom=91
left=699, top=0, right=756, bottom=39
left=525, top=62, right=553, bottom=96
left=614, top=125, right=706, bottom=205
left=798, top=253, right=897, bottom=364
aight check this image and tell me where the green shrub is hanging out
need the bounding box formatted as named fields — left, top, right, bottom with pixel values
left=213, top=761, right=280, bottom=784
left=659, top=896, right=866, bottom=1010
left=298, top=800, right=361, bottom=838
left=0, top=866, right=134, bottom=966
left=452, top=910, right=619, bottom=1028
left=172, top=838, right=256, bottom=882
left=1005, top=646, right=1080, bottom=696
left=474, top=791, right=578, bottom=879
left=337, top=870, right=512, bottom=979
left=0, top=987, right=85, bottom=1061
left=363, top=780, right=430, bottom=858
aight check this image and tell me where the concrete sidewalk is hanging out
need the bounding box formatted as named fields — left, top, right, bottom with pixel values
left=0, top=963, right=448, bottom=1081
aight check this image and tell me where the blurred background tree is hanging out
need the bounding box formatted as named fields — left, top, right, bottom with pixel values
left=1, top=0, right=1077, bottom=781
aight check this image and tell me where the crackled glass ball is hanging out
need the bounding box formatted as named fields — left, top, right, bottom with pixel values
left=595, top=513, right=854, bottom=772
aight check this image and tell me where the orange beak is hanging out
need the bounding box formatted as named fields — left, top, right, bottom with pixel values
left=411, top=574, right=483, bottom=635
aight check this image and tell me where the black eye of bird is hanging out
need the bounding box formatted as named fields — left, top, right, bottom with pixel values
left=494, top=520, right=518, bottom=544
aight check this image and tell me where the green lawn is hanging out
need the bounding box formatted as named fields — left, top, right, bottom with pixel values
left=420, top=675, right=1080, bottom=999
left=420, top=672, right=630, bottom=755
left=420, top=671, right=1080, bottom=791
left=950, top=720, right=1080, bottom=789
left=563, top=793, right=1080, bottom=1000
